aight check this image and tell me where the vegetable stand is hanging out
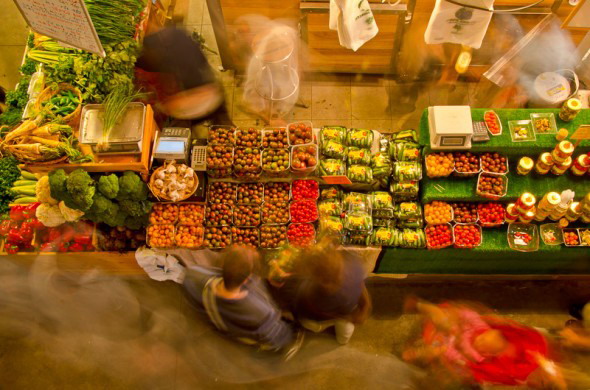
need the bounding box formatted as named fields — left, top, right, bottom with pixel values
left=376, top=108, right=590, bottom=275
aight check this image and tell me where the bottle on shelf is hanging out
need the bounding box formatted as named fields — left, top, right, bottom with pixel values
left=548, top=190, right=574, bottom=221
left=551, top=141, right=575, bottom=164
left=535, top=153, right=554, bottom=175
left=551, top=156, right=572, bottom=175
left=559, top=98, right=582, bottom=122
left=517, top=157, right=534, bottom=175
left=571, top=154, right=590, bottom=176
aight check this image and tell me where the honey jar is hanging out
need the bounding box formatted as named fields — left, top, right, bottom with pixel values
left=535, top=153, right=554, bottom=175
left=571, top=154, right=589, bottom=176
left=550, top=157, right=572, bottom=175
left=517, top=157, right=534, bottom=175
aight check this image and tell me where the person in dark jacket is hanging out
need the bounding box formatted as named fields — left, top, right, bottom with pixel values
left=183, top=245, right=303, bottom=357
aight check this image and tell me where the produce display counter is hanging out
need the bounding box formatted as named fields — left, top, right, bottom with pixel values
left=376, top=108, right=590, bottom=276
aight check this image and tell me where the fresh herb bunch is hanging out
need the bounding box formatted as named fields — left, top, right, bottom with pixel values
left=0, top=107, right=23, bottom=127
left=19, top=58, right=38, bottom=75
left=99, top=85, right=144, bottom=149
left=0, top=156, right=21, bottom=214
left=5, top=76, right=31, bottom=109
left=85, top=0, right=144, bottom=44
left=45, top=39, right=139, bottom=103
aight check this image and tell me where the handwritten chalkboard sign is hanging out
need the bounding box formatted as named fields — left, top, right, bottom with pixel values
left=13, top=0, right=105, bottom=56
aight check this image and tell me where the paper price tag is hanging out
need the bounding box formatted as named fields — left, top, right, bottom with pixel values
left=322, top=176, right=352, bottom=185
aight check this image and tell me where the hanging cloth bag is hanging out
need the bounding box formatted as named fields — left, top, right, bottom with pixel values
left=424, top=0, right=494, bottom=49
left=329, top=0, right=379, bottom=52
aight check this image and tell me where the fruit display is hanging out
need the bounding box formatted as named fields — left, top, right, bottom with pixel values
left=481, top=152, right=508, bottom=174
left=393, top=162, right=422, bottom=181
left=287, top=223, right=315, bottom=247
left=234, top=147, right=262, bottom=179
left=320, top=186, right=343, bottom=200
left=397, top=218, right=424, bottom=229
left=400, top=229, right=426, bottom=248
left=390, top=142, right=420, bottom=161
left=509, top=120, right=535, bottom=142
left=204, top=226, right=232, bottom=248
left=237, top=183, right=264, bottom=204
left=453, top=224, right=482, bottom=248
left=425, top=224, right=453, bottom=249
left=319, top=159, right=346, bottom=176
left=372, top=192, right=394, bottom=209
left=205, top=203, right=233, bottom=226
left=477, top=173, right=507, bottom=199
left=37, top=221, right=95, bottom=253
left=320, top=126, right=346, bottom=144
left=262, top=202, right=290, bottom=224
left=175, top=225, right=204, bottom=248
left=390, top=181, right=419, bottom=200
left=147, top=224, right=175, bottom=248
left=150, top=203, right=178, bottom=224
left=343, top=192, right=369, bottom=210
left=346, top=128, right=373, bottom=148
left=288, top=122, right=314, bottom=145
left=262, top=148, right=290, bottom=174
left=392, top=129, right=419, bottom=143
left=233, top=204, right=261, bottom=227
left=290, top=200, right=319, bottom=223
left=370, top=227, right=399, bottom=246
left=231, top=227, right=260, bottom=247
left=206, top=145, right=233, bottom=178
left=262, top=128, right=288, bottom=148
left=540, top=224, right=563, bottom=246
left=235, top=127, right=262, bottom=147
left=344, top=207, right=372, bottom=232
left=345, top=231, right=370, bottom=246
left=208, top=126, right=236, bottom=145
left=396, top=202, right=422, bottom=221
left=477, top=203, right=505, bottom=227
left=150, top=161, right=197, bottom=202
left=319, top=216, right=344, bottom=234
left=451, top=202, right=478, bottom=224
left=580, top=229, right=590, bottom=246
left=347, top=147, right=372, bottom=165
left=426, top=153, right=454, bottom=178
left=531, top=113, right=556, bottom=134
left=484, top=111, right=501, bottom=135
left=291, top=144, right=318, bottom=171
left=321, top=140, right=347, bottom=159
left=318, top=199, right=342, bottom=217
left=264, top=182, right=290, bottom=203
left=424, top=201, right=452, bottom=225
left=564, top=230, right=580, bottom=246
left=347, top=165, right=373, bottom=184
left=453, top=152, right=480, bottom=175
left=97, top=225, right=146, bottom=252
left=260, top=224, right=288, bottom=249
left=178, top=204, right=205, bottom=225
left=207, top=182, right=236, bottom=205
left=292, top=179, right=319, bottom=201
left=371, top=152, right=392, bottom=178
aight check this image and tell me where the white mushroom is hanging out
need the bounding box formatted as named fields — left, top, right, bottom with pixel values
left=154, top=179, right=164, bottom=188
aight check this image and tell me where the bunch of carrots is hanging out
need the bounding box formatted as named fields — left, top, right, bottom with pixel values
left=0, top=115, right=92, bottom=163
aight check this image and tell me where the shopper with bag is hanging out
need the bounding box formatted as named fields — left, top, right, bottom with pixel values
left=183, top=245, right=304, bottom=358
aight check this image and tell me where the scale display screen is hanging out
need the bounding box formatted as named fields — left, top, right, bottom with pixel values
left=440, top=136, right=466, bottom=146
left=157, top=140, right=185, bottom=154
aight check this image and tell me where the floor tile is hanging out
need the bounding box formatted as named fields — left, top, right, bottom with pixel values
left=204, top=49, right=234, bottom=86
left=0, top=45, right=26, bottom=91
left=308, top=72, right=351, bottom=87
left=312, top=118, right=352, bottom=128
left=232, top=86, right=265, bottom=121
left=200, top=24, right=218, bottom=53
left=311, top=86, right=351, bottom=120
left=185, top=0, right=205, bottom=25
left=288, top=82, right=312, bottom=121
left=351, top=86, right=391, bottom=120
left=0, top=0, right=28, bottom=46
left=351, top=119, right=392, bottom=132
left=350, top=74, right=389, bottom=87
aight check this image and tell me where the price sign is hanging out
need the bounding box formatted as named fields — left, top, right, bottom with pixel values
left=570, top=125, right=590, bottom=146
left=322, top=176, right=352, bottom=185
left=13, top=0, right=105, bottom=57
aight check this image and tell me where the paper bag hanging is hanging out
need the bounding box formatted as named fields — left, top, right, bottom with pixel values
left=424, top=0, right=494, bottom=49
left=329, top=0, right=379, bottom=52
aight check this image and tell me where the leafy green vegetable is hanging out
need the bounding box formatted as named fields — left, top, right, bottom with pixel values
left=48, top=169, right=69, bottom=201
left=6, top=75, right=31, bottom=109
left=84, top=0, right=144, bottom=44
left=0, top=157, right=21, bottom=214
left=100, top=85, right=144, bottom=149
left=0, top=107, right=23, bottom=127
left=117, top=171, right=148, bottom=201
left=98, top=174, right=119, bottom=199
left=119, top=199, right=152, bottom=217
left=19, top=58, right=38, bottom=76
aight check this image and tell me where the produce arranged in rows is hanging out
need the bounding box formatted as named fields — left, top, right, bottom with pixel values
left=147, top=202, right=205, bottom=249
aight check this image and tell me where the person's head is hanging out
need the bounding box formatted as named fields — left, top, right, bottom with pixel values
left=221, top=245, right=259, bottom=291
left=473, top=329, right=508, bottom=356
left=296, top=236, right=344, bottom=293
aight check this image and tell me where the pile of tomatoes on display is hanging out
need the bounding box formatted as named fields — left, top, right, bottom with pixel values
left=477, top=203, right=505, bottom=226
left=425, top=224, right=453, bottom=249
left=453, top=224, right=481, bottom=248
left=292, top=179, right=319, bottom=201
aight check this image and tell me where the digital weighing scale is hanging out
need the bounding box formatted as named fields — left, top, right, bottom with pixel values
left=153, top=127, right=192, bottom=164
left=428, top=106, right=473, bottom=150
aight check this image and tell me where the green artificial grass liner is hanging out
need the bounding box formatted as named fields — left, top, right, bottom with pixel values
left=421, top=166, right=590, bottom=203
left=420, top=108, right=590, bottom=157
left=377, top=230, right=590, bottom=274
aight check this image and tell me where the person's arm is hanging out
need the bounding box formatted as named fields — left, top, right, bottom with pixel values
left=560, top=327, right=590, bottom=350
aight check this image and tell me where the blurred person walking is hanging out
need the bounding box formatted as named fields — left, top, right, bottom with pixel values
left=269, top=238, right=371, bottom=345
left=183, top=245, right=303, bottom=359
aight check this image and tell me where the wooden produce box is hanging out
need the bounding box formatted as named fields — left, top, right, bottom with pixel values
left=23, top=105, right=159, bottom=180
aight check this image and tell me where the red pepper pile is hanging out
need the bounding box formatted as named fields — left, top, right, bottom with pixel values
left=38, top=221, right=94, bottom=252
left=0, top=204, right=42, bottom=254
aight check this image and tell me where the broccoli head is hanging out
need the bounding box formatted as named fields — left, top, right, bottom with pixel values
left=124, top=213, right=149, bottom=230
left=89, top=192, right=115, bottom=215
left=48, top=169, right=69, bottom=202
left=101, top=206, right=127, bottom=227
left=119, top=199, right=152, bottom=217
left=117, top=171, right=148, bottom=201
left=98, top=174, right=119, bottom=199
left=66, top=169, right=95, bottom=211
